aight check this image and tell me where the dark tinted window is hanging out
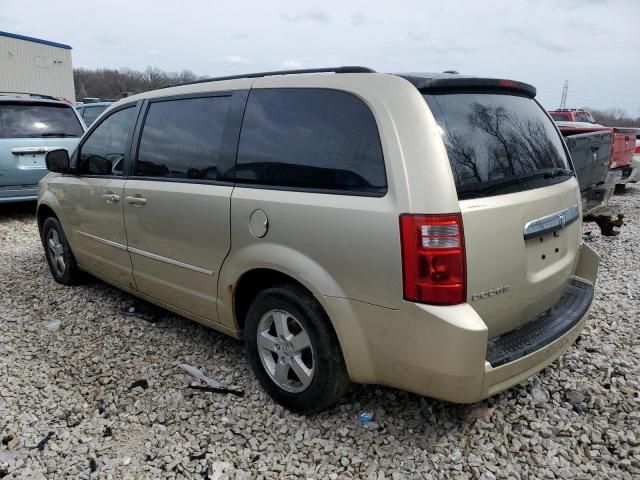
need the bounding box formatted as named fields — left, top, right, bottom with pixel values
left=78, top=107, right=137, bottom=176
left=82, top=105, right=108, bottom=126
left=424, top=93, right=570, bottom=199
left=0, top=103, right=84, bottom=138
left=236, top=89, right=386, bottom=194
left=135, top=96, right=230, bottom=180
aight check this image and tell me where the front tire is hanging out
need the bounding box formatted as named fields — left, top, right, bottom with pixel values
left=42, top=217, right=84, bottom=285
left=245, top=284, right=350, bottom=413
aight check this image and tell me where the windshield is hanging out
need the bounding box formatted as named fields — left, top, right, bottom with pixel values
left=424, top=92, right=571, bottom=199
left=0, top=103, right=84, bottom=138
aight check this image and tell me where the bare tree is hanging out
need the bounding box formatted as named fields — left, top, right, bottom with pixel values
left=584, top=106, right=640, bottom=128
left=73, top=67, right=204, bottom=101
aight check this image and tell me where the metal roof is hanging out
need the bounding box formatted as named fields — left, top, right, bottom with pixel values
left=0, top=31, right=72, bottom=50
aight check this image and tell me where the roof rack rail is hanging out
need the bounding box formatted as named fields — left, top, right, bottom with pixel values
left=165, top=66, right=376, bottom=88
left=0, top=91, right=58, bottom=100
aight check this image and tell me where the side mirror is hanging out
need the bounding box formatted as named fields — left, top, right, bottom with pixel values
left=45, top=149, right=70, bottom=174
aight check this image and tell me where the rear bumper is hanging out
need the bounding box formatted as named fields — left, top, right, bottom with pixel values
left=322, top=243, right=599, bottom=403
left=0, top=185, right=38, bottom=203
left=614, top=165, right=637, bottom=185
left=627, top=156, right=640, bottom=183
left=582, top=184, right=614, bottom=216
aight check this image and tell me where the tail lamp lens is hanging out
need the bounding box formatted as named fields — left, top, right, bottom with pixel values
left=400, top=214, right=466, bottom=305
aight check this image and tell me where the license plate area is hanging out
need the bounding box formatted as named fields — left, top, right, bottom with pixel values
left=15, top=154, right=46, bottom=170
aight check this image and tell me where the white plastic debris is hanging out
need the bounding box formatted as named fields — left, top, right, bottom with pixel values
left=178, top=364, right=222, bottom=388
left=532, top=387, right=550, bottom=403
left=46, top=320, right=61, bottom=332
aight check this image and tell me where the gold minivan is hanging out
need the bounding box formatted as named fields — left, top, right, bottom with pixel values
left=38, top=67, right=599, bottom=412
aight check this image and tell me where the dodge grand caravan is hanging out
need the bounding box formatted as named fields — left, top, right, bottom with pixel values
left=37, top=67, right=599, bottom=412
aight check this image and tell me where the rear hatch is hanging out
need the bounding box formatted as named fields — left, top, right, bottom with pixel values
left=423, top=80, right=581, bottom=338
left=0, top=101, right=84, bottom=187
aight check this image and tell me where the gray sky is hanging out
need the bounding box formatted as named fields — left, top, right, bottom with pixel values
left=2, top=0, right=639, bottom=113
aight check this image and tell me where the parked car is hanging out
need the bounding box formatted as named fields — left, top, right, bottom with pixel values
left=75, top=102, right=113, bottom=127
left=0, top=92, right=85, bottom=203
left=37, top=67, right=599, bottom=412
left=548, top=109, right=596, bottom=123
left=555, top=121, right=614, bottom=214
left=550, top=115, right=637, bottom=192
left=629, top=133, right=640, bottom=183
left=609, top=127, right=638, bottom=191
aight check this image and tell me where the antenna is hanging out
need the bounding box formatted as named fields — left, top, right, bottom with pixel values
left=559, top=80, right=568, bottom=109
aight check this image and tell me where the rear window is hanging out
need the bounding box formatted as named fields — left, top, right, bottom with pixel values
left=574, top=112, right=594, bottom=123
left=236, top=88, right=386, bottom=195
left=0, top=102, right=84, bottom=138
left=82, top=105, right=108, bottom=126
left=424, top=93, right=571, bottom=199
left=550, top=112, right=571, bottom=122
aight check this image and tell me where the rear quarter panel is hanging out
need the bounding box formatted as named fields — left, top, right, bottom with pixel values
left=217, top=74, right=462, bottom=330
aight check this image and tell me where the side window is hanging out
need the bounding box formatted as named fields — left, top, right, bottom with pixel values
left=135, top=96, right=230, bottom=180
left=78, top=107, right=137, bottom=176
left=236, top=88, right=386, bottom=194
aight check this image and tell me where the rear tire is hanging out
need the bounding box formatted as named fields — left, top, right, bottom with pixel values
left=42, top=217, right=84, bottom=285
left=614, top=184, right=626, bottom=194
left=245, top=284, right=350, bottom=413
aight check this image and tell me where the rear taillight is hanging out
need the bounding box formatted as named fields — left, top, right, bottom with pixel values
left=399, top=213, right=466, bottom=305
left=635, top=145, right=640, bottom=154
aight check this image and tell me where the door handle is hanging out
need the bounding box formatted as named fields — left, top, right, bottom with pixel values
left=102, top=193, right=120, bottom=204
left=126, top=195, right=147, bottom=206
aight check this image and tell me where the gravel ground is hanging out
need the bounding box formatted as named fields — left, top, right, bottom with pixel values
left=1, top=188, right=639, bottom=480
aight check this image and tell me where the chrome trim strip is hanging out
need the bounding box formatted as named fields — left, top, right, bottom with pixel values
left=12, top=146, right=58, bottom=154
left=74, top=230, right=127, bottom=251
left=128, top=247, right=214, bottom=275
left=523, top=204, right=579, bottom=240
left=73, top=230, right=213, bottom=275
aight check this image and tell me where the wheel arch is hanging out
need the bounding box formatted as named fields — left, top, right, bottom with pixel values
left=232, top=268, right=320, bottom=332
left=36, top=202, right=60, bottom=237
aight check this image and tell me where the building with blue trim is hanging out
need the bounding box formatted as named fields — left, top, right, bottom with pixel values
left=0, top=31, right=75, bottom=100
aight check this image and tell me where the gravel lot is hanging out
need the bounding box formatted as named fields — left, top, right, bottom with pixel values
left=1, top=188, right=639, bottom=480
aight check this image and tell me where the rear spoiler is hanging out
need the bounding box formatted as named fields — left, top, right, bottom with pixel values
left=402, top=76, right=537, bottom=98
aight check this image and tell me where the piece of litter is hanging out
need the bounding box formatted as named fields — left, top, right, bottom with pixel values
left=45, top=320, right=61, bottom=332
left=186, top=385, right=244, bottom=397
left=356, top=411, right=375, bottom=424
left=128, top=379, right=149, bottom=390
left=465, top=406, right=494, bottom=422
left=179, top=364, right=222, bottom=388
left=34, top=431, right=54, bottom=451
left=532, top=387, right=550, bottom=403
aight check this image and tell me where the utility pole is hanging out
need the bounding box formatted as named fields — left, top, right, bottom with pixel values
left=559, top=80, right=568, bottom=109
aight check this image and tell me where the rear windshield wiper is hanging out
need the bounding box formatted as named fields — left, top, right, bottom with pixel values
left=39, top=132, right=78, bottom=137
left=458, top=168, right=574, bottom=198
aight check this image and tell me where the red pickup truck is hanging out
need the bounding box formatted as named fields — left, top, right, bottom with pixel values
left=549, top=109, right=596, bottom=123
